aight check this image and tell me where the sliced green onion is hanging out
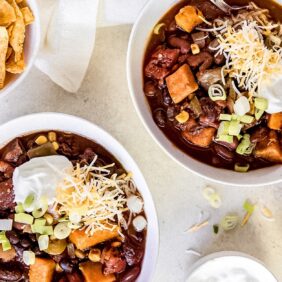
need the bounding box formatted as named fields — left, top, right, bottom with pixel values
left=38, top=235, right=49, bottom=251
left=208, top=84, right=226, bottom=101
left=219, top=114, right=232, bottom=121
left=15, top=203, right=25, bottom=214
left=234, top=163, right=250, bottom=172
left=31, top=225, right=53, bottom=235
left=54, top=222, right=71, bottom=240
left=23, top=251, right=35, bottom=266
left=231, top=114, right=238, bottom=120
left=23, top=194, right=35, bottom=210
left=32, top=197, right=48, bottom=218
left=255, top=109, right=264, bottom=120
left=216, top=134, right=233, bottom=143
left=0, top=219, right=13, bottom=231
left=236, top=134, right=254, bottom=155
left=240, top=115, right=254, bottom=124
left=228, top=120, right=242, bottom=136
left=2, top=240, right=11, bottom=251
left=14, top=213, right=34, bottom=225
left=0, top=234, right=6, bottom=243
left=254, top=97, right=268, bottom=110
left=34, top=219, right=46, bottom=226
left=153, top=23, right=165, bottom=35
left=237, top=134, right=243, bottom=141
left=220, top=214, right=239, bottom=231
left=243, top=200, right=255, bottom=214
left=217, top=121, right=230, bottom=136
left=190, top=96, right=202, bottom=117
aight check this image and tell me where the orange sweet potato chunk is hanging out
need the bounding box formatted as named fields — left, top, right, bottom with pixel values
left=175, top=6, right=204, bottom=33
left=29, top=258, right=55, bottom=282
left=268, top=112, right=282, bottom=130
left=182, top=126, right=216, bottom=147
left=79, top=261, right=116, bottom=282
left=166, top=64, right=198, bottom=104
left=69, top=228, right=119, bottom=250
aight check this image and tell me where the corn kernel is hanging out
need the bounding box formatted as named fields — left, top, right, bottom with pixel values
left=43, top=213, right=54, bottom=225
left=175, top=111, right=189, bottom=123
left=48, top=132, right=57, bottom=142
left=52, top=142, right=59, bottom=151
left=75, top=249, right=86, bottom=259
left=55, top=263, right=63, bottom=272
left=35, top=135, right=48, bottom=145
left=191, top=43, right=200, bottom=54
left=89, top=249, right=101, bottom=262
left=111, top=241, right=121, bottom=247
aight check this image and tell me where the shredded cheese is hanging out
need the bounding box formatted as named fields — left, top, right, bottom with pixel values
left=54, top=157, right=137, bottom=236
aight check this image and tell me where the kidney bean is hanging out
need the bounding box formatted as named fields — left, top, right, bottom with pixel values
left=0, top=265, right=22, bottom=281
left=153, top=109, right=166, bottom=128
left=215, top=136, right=239, bottom=151
left=60, top=259, right=74, bottom=273
left=168, top=19, right=177, bottom=32
left=214, top=144, right=234, bottom=161
left=250, top=127, right=269, bottom=143
left=144, top=81, right=158, bottom=97
left=66, top=272, right=83, bottom=282
left=168, top=36, right=190, bottom=54
left=187, top=52, right=213, bottom=72
left=20, top=238, right=30, bottom=249
left=6, top=231, right=19, bottom=245
left=120, top=266, right=141, bottom=282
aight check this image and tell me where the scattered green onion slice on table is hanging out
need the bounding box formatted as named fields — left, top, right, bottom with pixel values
left=208, top=84, right=226, bottom=101
left=220, top=214, right=239, bottom=231
left=243, top=200, right=255, bottom=214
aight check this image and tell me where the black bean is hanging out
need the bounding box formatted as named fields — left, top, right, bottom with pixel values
left=144, top=81, right=158, bottom=97
left=0, top=266, right=22, bottom=281
left=20, top=239, right=30, bottom=248
left=60, top=259, right=74, bottom=273
left=28, top=234, right=37, bottom=242
left=6, top=231, right=19, bottom=245
left=162, top=90, right=172, bottom=106
left=153, top=109, right=166, bottom=128
left=120, top=266, right=141, bottom=282
left=167, top=106, right=176, bottom=121
left=168, top=36, right=190, bottom=54
left=32, top=246, right=43, bottom=256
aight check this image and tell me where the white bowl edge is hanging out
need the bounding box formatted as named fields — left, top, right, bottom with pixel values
left=0, top=112, right=159, bottom=282
left=126, top=0, right=282, bottom=187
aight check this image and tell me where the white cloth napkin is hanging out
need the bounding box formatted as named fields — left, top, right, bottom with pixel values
left=35, top=0, right=148, bottom=93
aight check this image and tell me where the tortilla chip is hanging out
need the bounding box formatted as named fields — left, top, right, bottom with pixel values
left=6, top=51, right=24, bottom=74
left=16, top=0, right=23, bottom=3
left=6, top=46, right=13, bottom=61
left=21, top=7, right=34, bottom=25
left=0, top=0, right=16, bottom=26
left=9, top=0, right=25, bottom=62
left=0, top=27, right=9, bottom=88
left=7, top=24, right=13, bottom=37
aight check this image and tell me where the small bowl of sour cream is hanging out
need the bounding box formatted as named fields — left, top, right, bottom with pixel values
left=186, top=252, right=277, bottom=282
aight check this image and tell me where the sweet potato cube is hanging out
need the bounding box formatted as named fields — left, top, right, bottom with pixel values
left=255, top=130, right=282, bottom=163
left=182, top=126, right=216, bottom=147
left=175, top=6, right=204, bottom=33
left=0, top=245, right=16, bottom=262
left=268, top=112, right=282, bottom=130
left=80, top=261, right=115, bottom=282
left=69, top=228, right=119, bottom=250
left=29, top=258, right=55, bottom=282
left=166, top=64, right=198, bottom=104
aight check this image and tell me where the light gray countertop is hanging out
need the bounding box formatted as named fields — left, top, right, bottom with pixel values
left=1, top=25, right=282, bottom=282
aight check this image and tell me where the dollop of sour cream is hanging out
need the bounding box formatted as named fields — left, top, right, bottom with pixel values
left=260, top=72, right=282, bottom=114
left=13, top=156, right=73, bottom=211
left=186, top=256, right=277, bottom=282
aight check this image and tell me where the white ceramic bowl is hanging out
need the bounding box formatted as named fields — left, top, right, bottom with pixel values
left=127, top=0, right=282, bottom=187
left=0, top=113, right=159, bottom=282
left=0, top=0, right=40, bottom=97
left=186, top=251, right=278, bottom=281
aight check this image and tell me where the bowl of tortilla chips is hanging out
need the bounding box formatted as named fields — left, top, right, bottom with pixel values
left=0, top=0, right=40, bottom=96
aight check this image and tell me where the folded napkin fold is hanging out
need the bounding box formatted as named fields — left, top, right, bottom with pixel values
left=35, top=0, right=148, bottom=93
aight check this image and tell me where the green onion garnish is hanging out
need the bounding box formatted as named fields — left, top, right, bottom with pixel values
left=15, top=203, right=24, bottom=214
left=228, top=120, right=242, bottom=136
left=255, top=108, right=264, bottom=120
left=240, top=115, right=254, bottom=124
left=234, top=163, right=250, bottom=172
left=14, top=213, right=34, bottom=225
left=38, top=235, right=49, bottom=251
left=217, top=121, right=230, bottom=136
left=236, top=134, right=254, bottom=155
left=254, top=97, right=268, bottom=111
left=216, top=135, right=233, bottom=143
left=219, top=114, right=232, bottom=121
left=23, top=194, right=35, bottom=210
left=208, top=84, right=226, bottom=101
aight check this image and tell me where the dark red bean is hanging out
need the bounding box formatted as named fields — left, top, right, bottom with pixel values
left=60, top=259, right=74, bottom=273
left=168, top=20, right=177, bottom=32
left=20, top=238, right=31, bottom=248
left=154, top=109, right=166, bottom=128
left=144, top=81, right=158, bottom=97
left=0, top=265, right=22, bottom=281
left=167, top=106, right=177, bottom=121
left=6, top=231, right=19, bottom=245
left=120, top=266, right=141, bottom=282
left=214, top=144, right=234, bottom=161
left=168, top=36, right=190, bottom=54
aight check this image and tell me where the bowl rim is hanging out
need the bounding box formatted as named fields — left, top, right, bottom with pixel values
left=126, top=0, right=282, bottom=187
left=0, top=112, right=159, bottom=282
left=0, top=0, right=41, bottom=98
left=185, top=251, right=278, bottom=281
